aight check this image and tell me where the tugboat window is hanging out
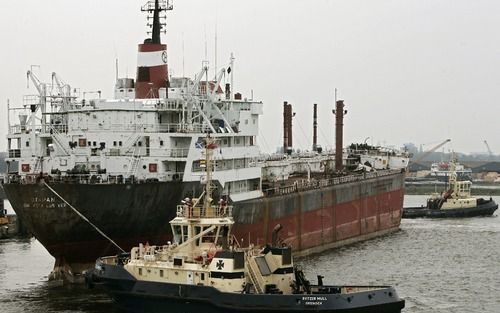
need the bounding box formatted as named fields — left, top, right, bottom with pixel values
left=201, top=273, right=205, bottom=280
left=138, top=268, right=142, bottom=275
left=182, top=225, right=188, bottom=242
left=202, top=226, right=215, bottom=243
left=160, top=270, right=164, bottom=277
left=173, top=225, right=182, bottom=243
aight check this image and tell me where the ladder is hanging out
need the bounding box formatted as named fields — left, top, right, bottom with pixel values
left=128, top=156, right=140, bottom=177
left=50, top=128, right=70, bottom=155
left=33, top=157, right=42, bottom=174
left=246, top=256, right=265, bottom=294
left=127, top=144, right=142, bottom=177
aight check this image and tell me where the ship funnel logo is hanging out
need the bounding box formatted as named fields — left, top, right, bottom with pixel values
left=162, top=51, right=168, bottom=64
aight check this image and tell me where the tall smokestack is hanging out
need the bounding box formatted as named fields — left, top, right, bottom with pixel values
left=283, top=101, right=293, bottom=154
left=287, top=104, right=293, bottom=150
left=313, top=103, right=318, bottom=152
left=334, top=100, right=346, bottom=171
left=136, top=0, right=171, bottom=99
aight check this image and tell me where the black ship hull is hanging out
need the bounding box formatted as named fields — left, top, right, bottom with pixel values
left=402, top=198, right=498, bottom=218
left=88, top=261, right=405, bottom=313
left=2, top=181, right=197, bottom=277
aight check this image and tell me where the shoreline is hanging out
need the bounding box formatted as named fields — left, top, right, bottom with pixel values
left=405, top=185, right=500, bottom=196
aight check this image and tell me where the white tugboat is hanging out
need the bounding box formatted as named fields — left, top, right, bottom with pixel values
left=88, top=137, right=405, bottom=313
left=403, top=157, right=497, bottom=218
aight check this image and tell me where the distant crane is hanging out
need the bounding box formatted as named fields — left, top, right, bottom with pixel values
left=412, top=139, right=451, bottom=164
left=484, top=140, right=494, bottom=161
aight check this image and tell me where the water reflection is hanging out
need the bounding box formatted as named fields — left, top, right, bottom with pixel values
left=3, top=284, right=115, bottom=313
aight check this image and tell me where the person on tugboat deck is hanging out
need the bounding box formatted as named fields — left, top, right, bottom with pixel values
left=181, top=197, right=192, bottom=217
left=218, top=198, right=227, bottom=216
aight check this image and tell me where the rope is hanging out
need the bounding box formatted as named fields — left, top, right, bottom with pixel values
left=42, top=181, right=126, bottom=253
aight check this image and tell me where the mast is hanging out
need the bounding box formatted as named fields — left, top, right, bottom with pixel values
left=230, top=53, right=235, bottom=100
left=151, top=0, right=162, bottom=44
left=203, top=136, right=217, bottom=212
left=136, top=0, right=173, bottom=99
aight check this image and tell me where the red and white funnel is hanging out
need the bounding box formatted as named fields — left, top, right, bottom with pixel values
left=135, top=0, right=172, bottom=99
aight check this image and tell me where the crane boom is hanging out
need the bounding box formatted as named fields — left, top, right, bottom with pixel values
left=27, top=70, right=44, bottom=95
left=413, top=139, right=451, bottom=163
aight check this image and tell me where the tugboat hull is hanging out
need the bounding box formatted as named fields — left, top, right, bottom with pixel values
left=403, top=198, right=498, bottom=218
left=88, top=262, right=405, bottom=313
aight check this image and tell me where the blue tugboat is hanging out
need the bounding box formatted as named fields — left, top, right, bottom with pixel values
left=87, top=137, right=405, bottom=313
left=404, top=158, right=498, bottom=218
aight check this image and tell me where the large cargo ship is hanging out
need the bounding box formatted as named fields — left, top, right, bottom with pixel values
left=3, top=0, right=408, bottom=282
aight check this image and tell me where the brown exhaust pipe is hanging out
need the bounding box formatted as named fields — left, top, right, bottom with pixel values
left=283, top=102, right=293, bottom=154
left=334, top=100, right=346, bottom=171
left=313, top=103, right=318, bottom=151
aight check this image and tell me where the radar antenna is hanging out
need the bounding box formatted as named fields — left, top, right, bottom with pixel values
left=141, top=0, right=173, bottom=44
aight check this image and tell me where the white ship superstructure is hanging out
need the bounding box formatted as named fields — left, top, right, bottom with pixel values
left=7, top=59, right=265, bottom=202
left=429, top=161, right=472, bottom=181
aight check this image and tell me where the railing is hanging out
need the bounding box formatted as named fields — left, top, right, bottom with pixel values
left=9, top=124, right=68, bottom=135
left=176, top=204, right=233, bottom=219
left=263, top=169, right=403, bottom=197
left=155, top=99, right=183, bottom=111
left=168, top=148, right=190, bottom=158
left=104, top=148, right=190, bottom=158
left=7, top=171, right=185, bottom=185
left=8, top=122, right=211, bottom=135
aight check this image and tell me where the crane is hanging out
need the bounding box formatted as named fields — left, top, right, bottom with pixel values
left=26, top=69, right=48, bottom=126
left=484, top=140, right=493, bottom=160
left=412, top=139, right=451, bottom=163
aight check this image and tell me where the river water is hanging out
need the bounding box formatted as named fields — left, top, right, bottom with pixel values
left=1, top=196, right=499, bottom=313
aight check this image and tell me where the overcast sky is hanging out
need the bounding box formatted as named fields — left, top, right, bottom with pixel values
left=1, top=0, right=499, bottom=154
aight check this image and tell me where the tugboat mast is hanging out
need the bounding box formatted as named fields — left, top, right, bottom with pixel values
left=203, top=137, right=217, bottom=212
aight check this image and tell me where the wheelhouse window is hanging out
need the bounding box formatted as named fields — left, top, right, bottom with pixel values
left=172, top=225, right=182, bottom=243
left=201, top=226, right=216, bottom=244
left=182, top=225, right=188, bottom=243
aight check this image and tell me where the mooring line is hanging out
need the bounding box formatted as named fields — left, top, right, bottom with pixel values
left=42, top=181, right=126, bottom=253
